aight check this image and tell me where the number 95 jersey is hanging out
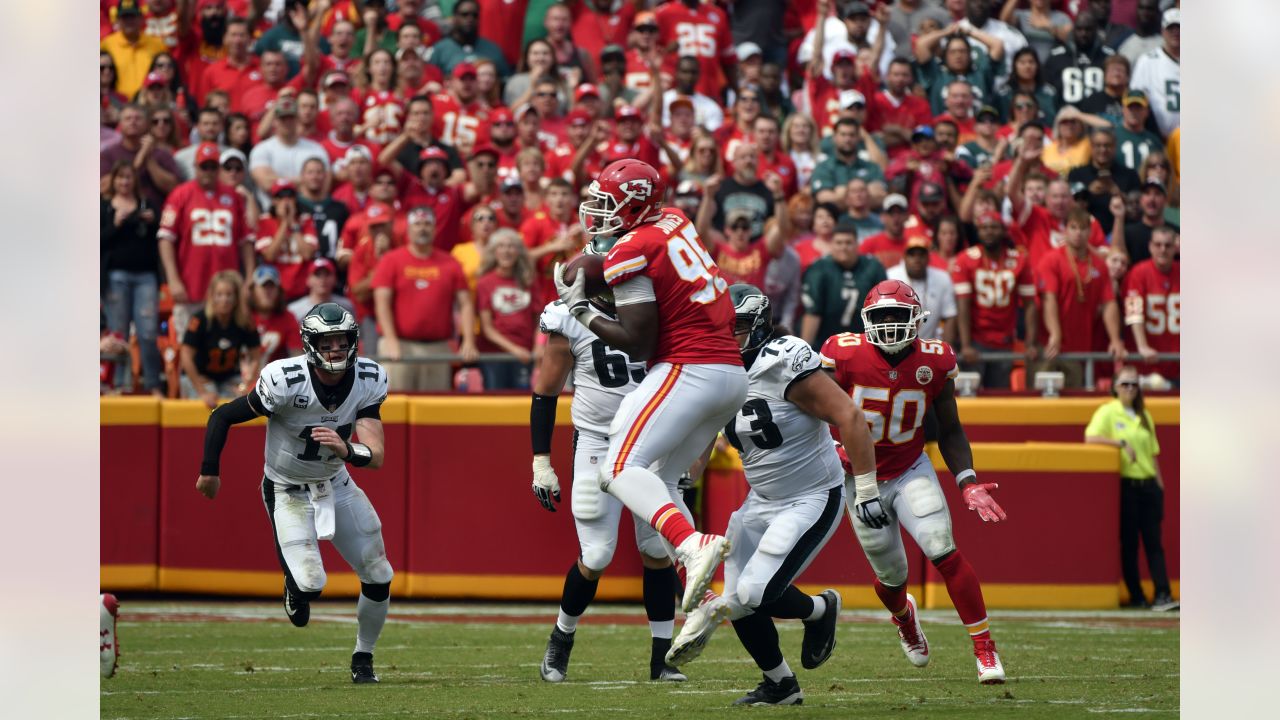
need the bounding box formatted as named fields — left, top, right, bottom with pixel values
left=819, top=333, right=958, bottom=481
left=539, top=301, right=646, bottom=437
left=253, top=355, right=389, bottom=485
left=725, top=335, right=844, bottom=499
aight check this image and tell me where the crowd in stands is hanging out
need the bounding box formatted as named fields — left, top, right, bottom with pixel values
left=100, top=0, right=1180, bottom=399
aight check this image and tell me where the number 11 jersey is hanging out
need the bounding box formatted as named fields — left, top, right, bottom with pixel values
left=819, top=333, right=958, bottom=481
left=253, top=356, right=389, bottom=485
left=602, top=208, right=741, bottom=367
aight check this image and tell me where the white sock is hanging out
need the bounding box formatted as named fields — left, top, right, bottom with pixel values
left=556, top=610, right=580, bottom=634
left=763, top=659, right=792, bottom=683
left=605, top=466, right=680, bottom=534
left=650, top=619, right=674, bottom=640
left=354, top=594, right=389, bottom=654
left=806, top=595, right=827, bottom=622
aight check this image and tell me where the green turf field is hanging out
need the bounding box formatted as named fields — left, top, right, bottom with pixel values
left=100, top=601, right=1178, bottom=718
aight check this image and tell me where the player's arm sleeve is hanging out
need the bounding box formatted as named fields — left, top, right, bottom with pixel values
left=951, top=259, right=973, bottom=296
left=612, top=275, right=657, bottom=306
left=357, top=363, right=390, bottom=419
left=200, top=394, right=263, bottom=476
left=777, top=339, right=823, bottom=399
left=602, top=241, right=650, bottom=287
left=817, top=334, right=841, bottom=370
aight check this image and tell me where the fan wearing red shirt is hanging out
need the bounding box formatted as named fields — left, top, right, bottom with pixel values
left=950, top=212, right=1038, bottom=390
left=346, top=206, right=401, bottom=324
left=571, top=0, right=639, bottom=66
left=371, top=206, right=477, bottom=391
left=867, top=58, right=933, bottom=153
left=557, top=159, right=745, bottom=615
left=1008, top=140, right=1105, bottom=270
left=624, top=12, right=662, bottom=91
left=319, top=97, right=379, bottom=170
left=248, top=264, right=303, bottom=364
left=483, top=107, right=521, bottom=183
left=255, top=180, right=319, bottom=300
left=806, top=37, right=878, bottom=138
left=173, top=0, right=229, bottom=103
left=818, top=280, right=1008, bottom=685
left=521, top=178, right=584, bottom=308
left=400, top=146, right=478, bottom=252
left=547, top=109, right=594, bottom=186
left=477, top=0, right=530, bottom=68
left=861, top=194, right=912, bottom=269
left=1122, top=227, right=1180, bottom=382
left=158, top=142, right=253, bottom=333
left=1037, top=209, right=1126, bottom=388
left=431, top=63, right=492, bottom=152
left=474, top=229, right=538, bottom=389
left=599, top=106, right=662, bottom=168
left=655, top=0, right=735, bottom=101
left=338, top=174, right=405, bottom=266
left=699, top=201, right=788, bottom=289
left=753, top=115, right=798, bottom=199
left=198, top=17, right=259, bottom=109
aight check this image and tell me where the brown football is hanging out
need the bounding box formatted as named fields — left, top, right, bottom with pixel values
left=561, top=253, right=611, bottom=299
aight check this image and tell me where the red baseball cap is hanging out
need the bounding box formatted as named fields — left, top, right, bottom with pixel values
left=195, top=142, right=220, bottom=165
left=574, top=83, right=600, bottom=102
left=419, top=146, right=450, bottom=164
left=567, top=108, right=593, bottom=126
left=489, top=107, right=514, bottom=124
left=311, top=257, right=336, bottom=274
left=322, top=70, right=350, bottom=88
left=832, top=48, right=857, bottom=64
left=905, top=234, right=932, bottom=251
left=470, top=144, right=499, bottom=160
left=452, top=62, right=477, bottom=79
left=144, top=71, right=167, bottom=89
left=615, top=105, right=643, bottom=122
left=977, top=211, right=1005, bottom=227
left=366, top=202, right=394, bottom=224
left=271, top=178, right=297, bottom=196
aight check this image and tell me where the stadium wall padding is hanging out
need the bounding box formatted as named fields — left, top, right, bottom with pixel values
left=101, top=396, right=1179, bottom=608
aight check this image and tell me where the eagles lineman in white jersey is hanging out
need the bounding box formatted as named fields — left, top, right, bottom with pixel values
left=667, top=284, right=885, bottom=707
left=196, top=303, right=393, bottom=684
left=531, top=236, right=692, bottom=684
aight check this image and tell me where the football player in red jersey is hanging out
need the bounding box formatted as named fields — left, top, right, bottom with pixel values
left=554, top=159, right=747, bottom=615
left=819, top=280, right=1008, bottom=685
left=654, top=0, right=736, bottom=101
left=1122, top=226, right=1179, bottom=383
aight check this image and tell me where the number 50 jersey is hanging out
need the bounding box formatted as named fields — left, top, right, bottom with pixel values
left=819, top=333, right=958, bottom=481
left=253, top=355, right=389, bottom=485
left=539, top=301, right=646, bottom=437
left=725, top=335, right=844, bottom=499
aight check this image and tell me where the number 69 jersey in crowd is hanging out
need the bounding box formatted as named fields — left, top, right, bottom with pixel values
left=539, top=300, right=646, bottom=436
left=819, top=333, right=959, bottom=481
left=253, top=356, right=389, bottom=485
left=725, top=335, right=844, bottom=499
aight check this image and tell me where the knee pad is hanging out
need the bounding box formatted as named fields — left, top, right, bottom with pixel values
left=876, top=560, right=910, bottom=589
left=361, top=581, right=391, bottom=602
left=579, top=537, right=617, bottom=574
left=919, top=527, right=957, bottom=561
left=286, top=575, right=323, bottom=601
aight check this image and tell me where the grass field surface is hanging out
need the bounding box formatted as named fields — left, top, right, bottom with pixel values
left=101, top=601, right=1178, bottom=718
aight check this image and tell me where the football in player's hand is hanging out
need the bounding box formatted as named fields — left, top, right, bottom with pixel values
left=561, top=253, right=610, bottom=299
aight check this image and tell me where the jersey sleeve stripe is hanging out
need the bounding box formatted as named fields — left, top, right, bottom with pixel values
left=953, top=282, right=973, bottom=295
left=603, top=256, right=648, bottom=283
left=1017, top=284, right=1036, bottom=296
left=946, top=366, right=959, bottom=380
left=819, top=353, right=835, bottom=369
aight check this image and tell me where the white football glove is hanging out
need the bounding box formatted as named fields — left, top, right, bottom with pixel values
left=848, top=470, right=890, bottom=529
left=532, top=455, right=561, bottom=512
left=552, top=262, right=591, bottom=320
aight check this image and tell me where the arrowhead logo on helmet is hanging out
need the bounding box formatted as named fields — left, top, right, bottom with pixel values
left=579, top=159, right=665, bottom=237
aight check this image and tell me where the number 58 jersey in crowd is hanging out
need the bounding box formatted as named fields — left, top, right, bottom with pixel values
left=725, top=335, right=844, bottom=499
left=253, top=356, right=389, bottom=485
left=602, top=208, right=741, bottom=366
left=539, top=300, right=646, bottom=437
left=819, top=333, right=959, bottom=481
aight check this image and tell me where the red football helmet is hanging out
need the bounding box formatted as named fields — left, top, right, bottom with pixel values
left=862, top=279, right=929, bottom=353
left=579, top=159, right=665, bottom=237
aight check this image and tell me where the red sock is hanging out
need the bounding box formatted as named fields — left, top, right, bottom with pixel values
left=934, top=551, right=991, bottom=641
left=650, top=503, right=696, bottom=548
left=874, top=578, right=908, bottom=616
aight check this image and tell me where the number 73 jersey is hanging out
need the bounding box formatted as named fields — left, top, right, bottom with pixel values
left=253, top=355, right=389, bottom=484
left=819, top=333, right=958, bottom=481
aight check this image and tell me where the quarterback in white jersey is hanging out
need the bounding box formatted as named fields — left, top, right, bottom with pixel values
left=668, top=284, right=885, bottom=707
left=196, top=303, right=393, bottom=684
left=531, top=237, right=692, bottom=684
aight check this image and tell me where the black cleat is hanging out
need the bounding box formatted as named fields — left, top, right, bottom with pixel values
left=732, top=674, right=804, bottom=706
left=1151, top=593, right=1179, bottom=612
left=650, top=637, right=688, bottom=681
left=539, top=627, right=575, bottom=682
left=350, top=652, right=379, bottom=683
left=283, top=584, right=310, bottom=627
left=801, top=589, right=841, bottom=669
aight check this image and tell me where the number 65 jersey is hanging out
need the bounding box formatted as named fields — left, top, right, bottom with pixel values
left=819, top=333, right=958, bottom=481
left=253, top=355, right=389, bottom=485
left=539, top=301, right=646, bottom=437
left=725, top=335, right=844, bottom=499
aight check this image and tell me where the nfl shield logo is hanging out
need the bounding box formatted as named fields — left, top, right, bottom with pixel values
left=888, top=371, right=898, bottom=381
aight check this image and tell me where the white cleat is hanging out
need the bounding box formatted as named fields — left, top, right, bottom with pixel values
left=891, top=593, right=930, bottom=667
left=675, top=533, right=730, bottom=613
left=974, top=638, right=1006, bottom=684
left=665, top=595, right=730, bottom=666
left=100, top=593, right=120, bottom=679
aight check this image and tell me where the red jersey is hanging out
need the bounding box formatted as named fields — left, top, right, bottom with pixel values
left=866, top=90, right=933, bottom=135
left=370, top=246, right=468, bottom=342
left=655, top=1, right=735, bottom=100
left=477, top=0, right=529, bottom=67
left=819, top=333, right=959, bottom=480
left=950, top=245, right=1037, bottom=349
left=474, top=272, right=536, bottom=353
left=347, top=234, right=405, bottom=321
left=320, top=133, right=380, bottom=168
left=1122, top=259, right=1180, bottom=379
left=520, top=209, right=579, bottom=307
left=199, top=56, right=261, bottom=109
left=600, top=135, right=662, bottom=172
left=933, top=112, right=976, bottom=144
left=1014, top=203, right=1107, bottom=270
left=255, top=310, right=302, bottom=363
left=571, top=1, right=637, bottom=66
left=157, top=181, right=250, bottom=301
left=860, top=232, right=909, bottom=270
left=254, top=216, right=320, bottom=300
left=807, top=71, right=878, bottom=136
left=358, top=91, right=405, bottom=145
left=713, top=241, right=771, bottom=288
left=431, top=93, right=490, bottom=150
left=757, top=150, right=798, bottom=198
left=546, top=143, right=579, bottom=185
left=602, top=208, right=741, bottom=366
left=399, top=182, right=469, bottom=252
left=1036, top=247, right=1114, bottom=353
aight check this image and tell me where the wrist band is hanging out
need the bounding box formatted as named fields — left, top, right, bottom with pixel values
left=956, top=469, right=977, bottom=487
left=345, top=441, right=373, bottom=467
